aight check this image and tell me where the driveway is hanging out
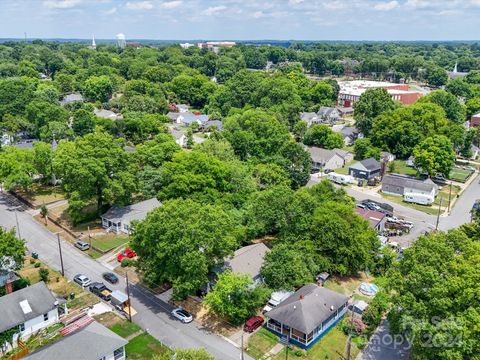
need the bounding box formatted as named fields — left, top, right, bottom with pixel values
left=358, top=320, right=410, bottom=360
left=0, top=193, right=251, bottom=360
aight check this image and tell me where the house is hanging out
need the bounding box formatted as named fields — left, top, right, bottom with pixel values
left=59, top=93, right=83, bottom=107
left=24, top=321, right=127, bottom=360
left=174, top=112, right=210, bottom=127
left=300, top=112, right=320, bottom=126
left=0, top=269, right=19, bottom=294
left=348, top=158, right=381, bottom=180
left=170, top=128, right=187, bottom=147
left=101, top=198, right=161, bottom=234
left=340, top=126, right=362, bottom=146
left=317, top=107, right=342, bottom=124
left=201, top=120, right=224, bottom=132
left=176, top=104, right=189, bottom=113
left=265, top=284, right=348, bottom=349
left=224, top=243, right=270, bottom=284
left=94, top=108, right=122, bottom=121
left=470, top=113, right=480, bottom=127
left=381, top=174, right=438, bottom=199
left=166, top=112, right=181, bottom=122
left=336, top=106, right=354, bottom=117
left=307, top=147, right=346, bottom=172
left=380, top=151, right=395, bottom=163
left=350, top=300, right=369, bottom=317
left=333, top=149, right=354, bottom=163
left=355, top=208, right=387, bottom=232
left=0, top=282, right=66, bottom=344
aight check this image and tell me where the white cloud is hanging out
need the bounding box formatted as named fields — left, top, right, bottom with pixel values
left=160, top=1, right=183, bottom=9
left=323, top=1, right=347, bottom=10
left=374, top=1, right=399, bottom=11
left=42, top=0, right=82, bottom=9
left=405, top=0, right=433, bottom=9
left=126, top=1, right=154, bottom=10
left=104, top=6, right=117, bottom=14
left=289, top=0, right=304, bottom=4
left=201, top=5, right=227, bottom=16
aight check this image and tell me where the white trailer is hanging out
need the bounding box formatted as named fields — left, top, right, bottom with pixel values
left=327, top=172, right=354, bottom=185
left=404, top=192, right=434, bottom=205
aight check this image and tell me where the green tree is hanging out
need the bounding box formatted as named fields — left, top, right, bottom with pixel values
left=0, top=227, right=25, bottom=269
left=0, top=77, right=36, bottom=118
left=261, top=243, right=317, bottom=290
left=425, top=66, right=448, bottom=87
left=0, top=146, right=35, bottom=191
left=413, top=135, right=456, bottom=177
left=131, top=199, right=240, bottom=299
left=354, top=138, right=380, bottom=160
left=204, top=270, right=269, bottom=325
left=33, top=141, right=54, bottom=184
left=53, top=132, right=136, bottom=217
left=354, top=88, right=397, bottom=135
left=82, top=75, right=113, bottom=102
left=419, top=90, right=466, bottom=124
left=466, top=97, right=480, bottom=117
left=303, top=124, right=343, bottom=149
left=72, top=109, right=96, bottom=136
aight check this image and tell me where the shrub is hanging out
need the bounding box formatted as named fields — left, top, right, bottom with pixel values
left=29, top=258, right=35, bottom=264
left=34, top=262, right=41, bottom=268
left=39, top=268, right=49, bottom=282
left=13, top=278, right=30, bottom=291
left=121, top=258, right=132, bottom=267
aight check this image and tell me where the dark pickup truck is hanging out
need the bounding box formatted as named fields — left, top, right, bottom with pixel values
left=88, top=282, right=112, bottom=301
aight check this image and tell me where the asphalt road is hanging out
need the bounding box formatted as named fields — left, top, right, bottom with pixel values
left=0, top=193, right=251, bottom=360
left=358, top=320, right=410, bottom=360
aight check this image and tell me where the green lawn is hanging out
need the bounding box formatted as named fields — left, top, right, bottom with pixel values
left=449, top=167, right=474, bottom=183
left=246, top=328, right=279, bottom=359
left=381, top=193, right=439, bottom=215
left=110, top=320, right=142, bottom=338
left=336, top=160, right=356, bottom=175
left=90, top=234, right=129, bottom=252
left=272, top=325, right=360, bottom=360
left=125, top=333, right=170, bottom=359
left=390, top=160, right=418, bottom=177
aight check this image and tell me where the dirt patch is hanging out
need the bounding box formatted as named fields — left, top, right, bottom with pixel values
left=94, top=311, right=124, bottom=328
left=171, top=296, right=240, bottom=337
left=114, top=266, right=142, bottom=284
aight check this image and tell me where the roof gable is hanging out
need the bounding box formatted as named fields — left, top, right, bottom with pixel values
left=101, top=198, right=161, bottom=223
left=225, top=243, right=270, bottom=279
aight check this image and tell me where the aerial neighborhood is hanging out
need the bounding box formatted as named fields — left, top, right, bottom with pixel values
left=0, top=3, right=480, bottom=360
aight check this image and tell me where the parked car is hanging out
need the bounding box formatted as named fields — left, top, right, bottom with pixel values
left=117, top=248, right=137, bottom=262
left=74, top=240, right=90, bottom=251
left=244, top=316, right=264, bottom=333
left=171, top=308, right=193, bottom=323
left=102, top=272, right=119, bottom=284
left=73, top=274, right=91, bottom=287
left=356, top=203, right=366, bottom=209
left=89, top=282, right=112, bottom=301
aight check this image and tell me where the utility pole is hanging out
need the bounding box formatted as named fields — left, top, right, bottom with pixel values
left=125, top=271, right=132, bottom=322
left=285, top=335, right=289, bottom=360
left=447, top=181, right=453, bottom=213
left=241, top=331, right=244, bottom=360
left=57, top=233, right=64, bottom=276
left=435, top=198, right=443, bottom=231
left=88, top=226, right=92, bottom=248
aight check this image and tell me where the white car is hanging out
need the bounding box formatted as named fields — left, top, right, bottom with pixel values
left=171, top=308, right=193, bottom=323
left=73, top=274, right=92, bottom=287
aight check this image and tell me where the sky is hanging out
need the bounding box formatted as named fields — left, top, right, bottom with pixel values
left=0, top=0, right=479, bottom=41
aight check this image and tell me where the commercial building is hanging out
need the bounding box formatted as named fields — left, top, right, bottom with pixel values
left=337, top=80, right=423, bottom=107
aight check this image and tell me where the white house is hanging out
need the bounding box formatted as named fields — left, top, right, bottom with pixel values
left=24, top=321, right=127, bottom=360
left=0, top=282, right=66, bottom=346
left=381, top=174, right=438, bottom=199
left=101, top=198, right=161, bottom=234
left=170, top=128, right=188, bottom=148
left=307, top=147, right=346, bottom=173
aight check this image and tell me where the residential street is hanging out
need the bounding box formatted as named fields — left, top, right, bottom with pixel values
left=0, top=193, right=251, bottom=360
left=357, top=320, right=410, bottom=360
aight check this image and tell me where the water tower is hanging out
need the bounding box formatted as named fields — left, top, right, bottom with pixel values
left=116, top=33, right=126, bottom=49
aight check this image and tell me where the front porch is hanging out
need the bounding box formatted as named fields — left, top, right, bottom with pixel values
left=266, top=304, right=347, bottom=349
left=101, top=217, right=121, bottom=233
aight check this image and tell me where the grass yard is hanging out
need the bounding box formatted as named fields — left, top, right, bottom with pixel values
left=15, top=184, right=65, bottom=207
left=272, top=326, right=360, bottom=360
left=125, top=333, right=170, bottom=359
left=110, top=320, right=142, bottom=338
left=323, top=273, right=376, bottom=302
left=246, top=328, right=279, bottom=359
left=389, top=160, right=418, bottom=177
left=336, top=160, right=356, bottom=175
left=381, top=193, right=439, bottom=215
left=449, top=167, right=474, bottom=183
left=90, top=234, right=129, bottom=252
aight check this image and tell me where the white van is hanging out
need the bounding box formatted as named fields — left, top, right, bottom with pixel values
left=404, top=193, right=434, bottom=205
left=327, top=172, right=354, bottom=185
left=263, top=290, right=294, bottom=313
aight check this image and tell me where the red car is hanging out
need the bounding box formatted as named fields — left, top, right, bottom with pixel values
left=244, top=316, right=264, bottom=333
left=117, top=248, right=137, bottom=262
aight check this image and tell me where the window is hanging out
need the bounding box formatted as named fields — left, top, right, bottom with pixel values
left=43, top=313, right=49, bottom=321
left=114, top=347, right=124, bottom=360
left=98, top=357, right=106, bottom=360
left=124, top=223, right=129, bottom=231
left=19, top=323, right=25, bottom=332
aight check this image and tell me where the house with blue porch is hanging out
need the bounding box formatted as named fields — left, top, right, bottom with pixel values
left=265, top=284, right=348, bottom=349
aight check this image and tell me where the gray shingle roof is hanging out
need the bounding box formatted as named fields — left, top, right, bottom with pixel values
left=350, top=158, right=381, bottom=172
left=266, top=284, right=348, bottom=334
left=307, top=147, right=337, bottom=164
left=101, top=198, right=161, bottom=223
left=225, top=243, right=270, bottom=279
left=0, top=282, right=58, bottom=333
left=300, top=112, right=319, bottom=123
left=382, top=174, right=437, bottom=193
left=24, top=321, right=127, bottom=360
left=60, top=93, right=84, bottom=106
